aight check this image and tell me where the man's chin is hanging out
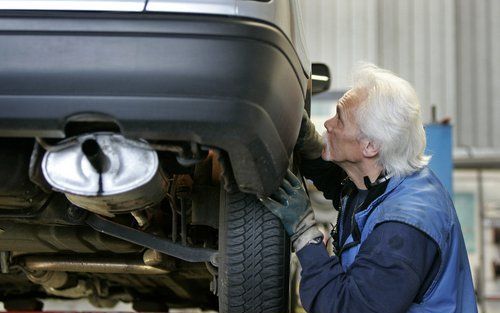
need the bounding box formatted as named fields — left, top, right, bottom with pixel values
left=321, top=149, right=334, bottom=162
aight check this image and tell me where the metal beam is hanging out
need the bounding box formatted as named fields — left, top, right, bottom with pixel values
left=86, top=214, right=218, bottom=265
left=454, top=157, right=500, bottom=169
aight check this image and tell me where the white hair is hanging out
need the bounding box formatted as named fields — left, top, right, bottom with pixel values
left=352, top=63, right=430, bottom=177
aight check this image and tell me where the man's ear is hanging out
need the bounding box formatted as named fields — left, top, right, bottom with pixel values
left=361, top=139, right=379, bottom=158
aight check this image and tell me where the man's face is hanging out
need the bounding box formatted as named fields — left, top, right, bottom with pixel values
left=322, top=89, right=365, bottom=164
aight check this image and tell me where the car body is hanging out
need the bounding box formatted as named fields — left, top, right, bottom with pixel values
left=0, top=1, right=319, bottom=311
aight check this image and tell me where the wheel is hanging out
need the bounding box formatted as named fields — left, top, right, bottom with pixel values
left=218, top=189, right=290, bottom=313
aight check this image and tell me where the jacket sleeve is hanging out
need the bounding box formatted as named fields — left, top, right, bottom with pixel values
left=296, top=222, right=439, bottom=313
left=299, top=157, right=346, bottom=201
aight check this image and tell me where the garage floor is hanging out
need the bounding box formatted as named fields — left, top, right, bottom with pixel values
left=0, top=299, right=217, bottom=312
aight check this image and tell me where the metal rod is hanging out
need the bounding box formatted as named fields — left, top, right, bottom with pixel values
left=455, top=158, right=500, bottom=169
left=86, top=213, right=217, bottom=264
left=168, top=195, right=178, bottom=243
left=180, top=198, right=187, bottom=246
left=0, top=252, right=10, bottom=274
left=22, top=255, right=168, bottom=275
left=477, top=169, right=487, bottom=313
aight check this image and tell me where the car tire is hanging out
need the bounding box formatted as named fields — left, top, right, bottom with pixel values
left=218, top=189, right=290, bottom=313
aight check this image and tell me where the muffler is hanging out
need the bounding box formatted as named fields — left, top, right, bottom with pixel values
left=42, top=133, right=168, bottom=216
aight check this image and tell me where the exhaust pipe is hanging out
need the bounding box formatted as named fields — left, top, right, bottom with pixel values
left=81, top=138, right=109, bottom=174
left=21, top=255, right=169, bottom=275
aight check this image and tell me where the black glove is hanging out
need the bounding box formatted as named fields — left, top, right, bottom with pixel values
left=295, top=109, right=324, bottom=160
left=261, top=170, right=323, bottom=251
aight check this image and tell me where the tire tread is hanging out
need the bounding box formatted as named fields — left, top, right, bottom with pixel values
left=219, top=191, right=289, bottom=313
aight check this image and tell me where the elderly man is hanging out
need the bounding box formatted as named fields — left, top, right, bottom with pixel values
left=262, top=64, right=477, bottom=313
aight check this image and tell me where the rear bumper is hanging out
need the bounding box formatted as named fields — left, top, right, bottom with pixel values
left=0, top=12, right=309, bottom=196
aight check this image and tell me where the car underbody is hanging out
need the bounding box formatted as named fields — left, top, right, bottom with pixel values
left=0, top=137, right=221, bottom=309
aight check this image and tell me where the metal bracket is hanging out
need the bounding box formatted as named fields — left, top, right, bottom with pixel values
left=85, top=214, right=218, bottom=265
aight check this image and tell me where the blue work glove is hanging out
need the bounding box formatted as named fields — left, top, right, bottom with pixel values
left=261, top=170, right=323, bottom=251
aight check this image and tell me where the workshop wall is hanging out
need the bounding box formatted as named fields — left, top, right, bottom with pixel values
left=300, top=0, right=500, bottom=149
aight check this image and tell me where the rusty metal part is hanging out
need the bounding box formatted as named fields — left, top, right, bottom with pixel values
left=131, top=210, right=149, bottom=228
left=210, top=150, right=222, bottom=185
left=0, top=138, right=50, bottom=211
left=0, top=222, right=141, bottom=254
left=190, top=186, right=219, bottom=229
left=215, top=150, right=238, bottom=193
left=143, top=249, right=176, bottom=270
left=180, top=198, right=187, bottom=246
left=191, top=155, right=219, bottom=228
left=21, top=255, right=169, bottom=274
left=44, top=280, right=92, bottom=299
left=0, top=251, right=9, bottom=273
left=143, top=249, right=163, bottom=266
left=171, top=174, right=192, bottom=244
left=26, top=271, right=69, bottom=289
left=168, top=194, right=178, bottom=243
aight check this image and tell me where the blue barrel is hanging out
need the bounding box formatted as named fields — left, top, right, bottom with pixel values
left=425, top=124, right=453, bottom=194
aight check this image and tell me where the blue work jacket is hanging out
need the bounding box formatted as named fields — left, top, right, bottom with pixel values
left=338, top=167, right=477, bottom=312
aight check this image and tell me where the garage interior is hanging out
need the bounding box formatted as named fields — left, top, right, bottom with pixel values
left=0, top=0, right=498, bottom=312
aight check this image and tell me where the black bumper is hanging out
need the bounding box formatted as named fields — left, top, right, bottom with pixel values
left=0, top=12, right=309, bottom=196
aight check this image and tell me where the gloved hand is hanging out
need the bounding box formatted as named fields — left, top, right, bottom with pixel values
left=261, top=170, right=323, bottom=252
left=295, top=109, right=324, bottom=160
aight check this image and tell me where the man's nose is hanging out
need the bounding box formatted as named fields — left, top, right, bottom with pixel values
left=324, top=118, right=333, bottom=132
